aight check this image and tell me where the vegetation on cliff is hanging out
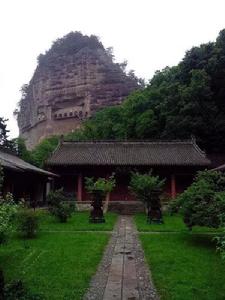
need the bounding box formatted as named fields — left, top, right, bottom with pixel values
left=68, top=28, right=225, bottom=153
left=37, top=32, right=104, bottom=65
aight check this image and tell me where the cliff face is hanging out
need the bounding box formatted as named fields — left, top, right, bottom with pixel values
left=17, top=32, right=139, bottom=149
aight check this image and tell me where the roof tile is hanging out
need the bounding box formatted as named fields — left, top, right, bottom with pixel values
left=47, top=140, right=210, bottom=167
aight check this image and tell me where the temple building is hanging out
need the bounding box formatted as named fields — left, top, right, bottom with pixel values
left=46, top=140, right=210, bottom=211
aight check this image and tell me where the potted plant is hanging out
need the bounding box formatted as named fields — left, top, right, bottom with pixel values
left=129, top=171, right=165, bottom=224
left=85, top=176, right=115, bottom=223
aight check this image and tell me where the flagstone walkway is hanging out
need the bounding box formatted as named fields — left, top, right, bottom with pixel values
left=84, top=216, right=159, bottom=300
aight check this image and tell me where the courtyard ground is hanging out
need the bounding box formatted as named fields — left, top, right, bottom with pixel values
left=84, top=215, right=158, bottom=300
left=1, top=211, right=225, bottom=299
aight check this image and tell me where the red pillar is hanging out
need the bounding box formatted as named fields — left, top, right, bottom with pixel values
left=171, top=174, right=176, bottom=198
left=77, top=173, right=83, bottom=201
left=106, top=191, right=111, bottom=202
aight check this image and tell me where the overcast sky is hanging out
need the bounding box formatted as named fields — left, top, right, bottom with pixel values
left=1, top=0, right=225, bottom=138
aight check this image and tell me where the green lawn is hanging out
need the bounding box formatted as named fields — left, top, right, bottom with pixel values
left=135, top=213, right=225, bottom=299
left=39, top=211, right=117, bottom=231
left=134, top=213, right=222, bottom=233
left=0, top=211, right=118, bottom=299
left=140, top=233, right=225, bottom=300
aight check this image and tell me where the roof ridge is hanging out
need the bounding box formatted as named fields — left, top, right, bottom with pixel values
left=190, top=138, right=208, bottom=158
left=62, top=139, right=193, bottom=145
left=0, top=146, right=18, bottom=156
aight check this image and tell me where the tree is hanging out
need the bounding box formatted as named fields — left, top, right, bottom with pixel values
left=0, top=118, right=16, bottom=151
left=0, top=165, right=3, bottom=197
left=129, top=171, right=165, bottom=223
left=172, top=170, right=225, bottom=229
left=13, top=137, right=33, bottom=163
left=31, top=136, right=59, bottom=167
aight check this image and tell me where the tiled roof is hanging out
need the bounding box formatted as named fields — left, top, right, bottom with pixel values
left=47, top=140, right=210, bottom=167
left=0, top=149, right=56, bottom=176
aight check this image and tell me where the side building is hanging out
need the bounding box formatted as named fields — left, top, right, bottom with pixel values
left=0, top=148, right=56, bottom=206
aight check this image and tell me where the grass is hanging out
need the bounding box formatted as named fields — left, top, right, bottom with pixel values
left=0, top=211, right=118, bottom=299
left=140, top=233, right=225, bottom=300
left=134, top=213, right=223, bottom=233
left=39, top=210, right=118, bottom=231
left=135, top=213, right=225, bottom=299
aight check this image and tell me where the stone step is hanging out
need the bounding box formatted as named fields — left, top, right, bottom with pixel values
left=108, top=201, right=145, bottom=215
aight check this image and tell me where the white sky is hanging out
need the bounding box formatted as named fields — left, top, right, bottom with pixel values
left=1, top=0, right=225, bottom=138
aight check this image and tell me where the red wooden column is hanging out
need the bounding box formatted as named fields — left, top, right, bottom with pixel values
left=171, top=174, right=176, bottom=198
left=77, top=173, right=83, bottom=201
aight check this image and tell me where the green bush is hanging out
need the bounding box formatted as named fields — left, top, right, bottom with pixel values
left=85, top=175, right=115, bottom=195
left=173, top=170, right=225, bottom=229
left=17, top=208, right=39, bottom=238
left=47, top=189, right=67, bottom=207
left=50, top=202, right=72, bottom=223
left=4, top=279, right=45, bottom=299
left=129, top=171, right=165, bottom=204
left=0, top=193, right=18, bottom=243
left=129, top=171, right=165, bottom=223
left=47, top=189, right=75, bottom=223
left=215, top=229, right=225, bottom=260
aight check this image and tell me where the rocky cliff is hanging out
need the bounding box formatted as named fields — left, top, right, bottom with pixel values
left=17, top=32, right=140, bottom=149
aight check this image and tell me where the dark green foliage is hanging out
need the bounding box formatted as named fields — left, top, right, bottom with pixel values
left=4, top=280, right=44, bottom=299
left=37, top=32, right=104, bottom=65
left=0, top=164, right=4, bottom=195
left=0, top=117, right=10, bottom=148
left=0, top=194, right=18, bottom=244
left=12, top=136, right=59, bottom=168
left=173, top=170, right=225, bottom=229
left=0, top=269, right=4, bottom=300
left=65, top=29, right=225, bottom=153
left=14, top=137, right=33, bottom=164
left=215, top=228, right=225, bottom=260
left=47, top=189, right=75, bottom=223
left=31, top=136, right=59, bottom=167
left=129, top=171, right=165, bottom=223
left=16, top=208, right=39, bottom=238
left=0, top=118, right=16, bottom=152
left=47, top=188, right=67, bottom=207
left=50, top=202, right=73, bottom=223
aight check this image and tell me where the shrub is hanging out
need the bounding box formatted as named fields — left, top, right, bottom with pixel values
left=0, top=193, right=18, bottom=243
left=17, top=208, right=39, bottom=238
left=4, top=279, right=45, bottom=299
left=47, top=188, right=67, bottom=207
left=47, top=189, right=75, bottom=223
left=129, top=171, right=165, bottom=204
left=173, top=170, right=225, bottom=229
left=129, top=171, right=165, bottom=223
left=0, top=269, right=4, bottom=299
left=50, top=202, right=72, bottom=223
left=215, top=229, right=225, bottom=260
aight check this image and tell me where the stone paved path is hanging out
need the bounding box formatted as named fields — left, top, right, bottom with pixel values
left=84, top=216, right=159, bottom=300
